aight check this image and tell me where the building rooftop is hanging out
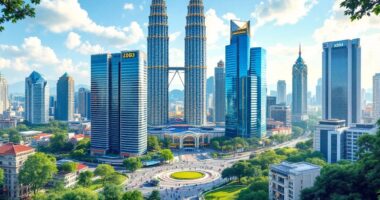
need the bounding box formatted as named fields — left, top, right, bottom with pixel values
left=0, top=143, right=35, bottom=156
left=271, top=161, right=321, bottom=176
left=20, top=131, right=43, bottom=136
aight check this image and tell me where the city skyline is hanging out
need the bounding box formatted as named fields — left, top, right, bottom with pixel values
left=0, top=0, right=379, bottom=94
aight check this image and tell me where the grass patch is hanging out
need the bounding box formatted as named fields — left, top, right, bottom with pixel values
left=170, top=171, right=205, bottom=180
left=204, top=185, right=246, bottom=200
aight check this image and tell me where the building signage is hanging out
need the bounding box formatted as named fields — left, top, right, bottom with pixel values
left=122, top=52, right=136, bottom=59
left=333, top=43, right=344, bottom=48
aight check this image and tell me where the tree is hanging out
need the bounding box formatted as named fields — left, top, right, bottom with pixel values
left=50, top=132, right=68, bottom=152
left=61, top=187, right=98, bottom=200
left=295, top=139, right=313, bottom=151
left=148, top=135, right=161, bottom=152
left=147, top=190, right=161, bottom=200
left=0, top=0, right=41, bottom=32
left=60, top=162, right=78, bottom=173
left=19, top=152, right=58, bottom=194
left=78, top=171, right=94, bottom=187
left=0, top=168, right=3, bottom=186
left=104, top=173, right=124, bottom=185
left=161, top=137, right=172, bottom=149
left=123, top=157, right=143, bottom=172
left=8, top=129, right=21, bottom=144
left=94, top=164, right=115, bottom=184
left=102, top=184, right=123, bottom=200
left=340, top=0, right=380, bottom=20
left=17, top=124, right=29, bottom=131
left=160, top=149, right=174, bottom=162
left=122, top=190, right=144, bottom=200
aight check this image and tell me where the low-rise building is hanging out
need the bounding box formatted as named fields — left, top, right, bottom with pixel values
left=0, top=143, right=35, bottom=200
left=54, top=160, right=88, bottom=188
left=0, top=118, right=17, bottom=129
left=31, top=133, right=53, bottom=147
left=345, top=123, right=377, bottom=161
left=270, top=105, right=291, bottom=127
left=269, top=161, right=321, bottom=200
left=267, top=127, right=292, bottom=137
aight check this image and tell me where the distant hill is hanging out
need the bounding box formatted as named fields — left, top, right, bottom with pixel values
left=9, top=81, right=90, bottom=96
left=169, top=89, right=184, bottom=102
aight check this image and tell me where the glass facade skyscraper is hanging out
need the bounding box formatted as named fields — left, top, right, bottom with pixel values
left=25, top=71, right=49, bottom=124
left=185, top=0, right=207, bottom=125
left=214, top=61, right=225, bottom=124
left=55, top=73, right=74, bottom=121
left=277, top=80, right=286, bottom=105
left=322, top=39, right=361, bottom=124
left=225, top=20, right=266, bottom=138
left=292, top=46, right=308, bottom=122
left=78, top=88, right=91, bottom=120
left=148, top=0, right=169, bottom=126
left=91, top=51, right=147, bottom=156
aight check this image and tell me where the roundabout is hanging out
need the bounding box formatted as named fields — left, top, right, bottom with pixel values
left=154, top=168, right=222, bottom=187
left=170, top=171, right=205, bottom=180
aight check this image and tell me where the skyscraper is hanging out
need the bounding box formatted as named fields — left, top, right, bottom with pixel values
left=322, top=39, right=361, bottom=124
left=267, top=96, right=277, bottom=118
left=25, top=71, right=49, bottom=124
left=373, top=73, right=380, bottom=121
left=148, top=0, right=169, bottom=126
left=185, top=0, right=207, bottom=125
left=316, top=78, right=322, bottom=106
left=206, top=76, right=215, bottom=122
left=0, top=73, right=9, bottom=114
left=292, top=45, right=308, bottom=122
left=225, top=20, right=265, bottom=138
left=91, top=50, right=147, bottom=157
left=214, top=61, right=225, bottom=124
left=78, top=88, right=91, bottom=120
left=55, top=73, right=74, bottom=121
left=277, top=80, right=286, bottom=105
left=250, top=47, right=267, bottom=138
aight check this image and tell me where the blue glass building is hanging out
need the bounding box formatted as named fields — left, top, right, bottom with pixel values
left=185, top=0, right=207, bottom=125
left=91, top=51, right=147, bottom=156
left=55, top=73, right=74, bottom=121
left=148, top=0, right=169, bottom=126
left=25, top=71, right=49, bottom=124
left=292, top=46, right=308, bottom=122
left=322, top=39, right=361, bottom=124
left=225, top=20, right=266, bottom=138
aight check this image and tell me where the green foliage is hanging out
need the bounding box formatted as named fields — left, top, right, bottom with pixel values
left=19, top=152, right=58, bottom=194
left=222, top=161, right=262, bottom=184
left=0, top=168, right=3, bottom=186
left=122, top=190, right=144, bottom=200
left=123, top=157, right=143, bottom=172
left=16, top=124, right=29, bottom=131
left=61, top=187, right=98, bottom=200
left=70, top=138, right=90, bottom=159
left=295, top=139, right=313, bottom=151
left=94, top=164, right=115, bottom=182
left=8, top=128, right=21, bottom=144
left=160, top=149, right=174, bottom=161
left=104, top=173, right=125, bottom=185
left=0, top=0, right=41, bottom=32
left=148, top=135, right=161, bottom=152
left=147, top=190, right=161, bottom=200
left=102, top=184, right=123, bottom=200
left=210, top=137, right=249, bottom=152
left=292, top=126, right=304, bottom=138
left=269, top=134, right=291, bottom=144
left=78, top=171, right=94, bottom=187
left=161, top=137, right=172, bottom=149
left=340, top=0, right=380, bottom=20
left=60, top=162, right=78, bottom=173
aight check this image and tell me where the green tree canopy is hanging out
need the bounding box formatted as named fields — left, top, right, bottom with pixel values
left=147, top=190, right=161, bottom=200
left=148, top=135, right=161, bottom=152
left=60, top=162, right=78, bottom=173
left=102, top=184, right=123, bottom=200
left=61, top=187, right=98, bottom=200
left=78, top=171, right=94, bottom=187
left=123, top=157, right=143, bottom=172
left=160, top=149, right=174, bottom=162
left=19, top=152, right=58, bottom=194
left=0, top=0, right=41, bottom=32
left=0, top=168, right=3, bottom=186
left=94, top=164, right=115, bottom=184
left=122, top=190, right=144, bottom=200
left=340, top=0, right=380, bottom=20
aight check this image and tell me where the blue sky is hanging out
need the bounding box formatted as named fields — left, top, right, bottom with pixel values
left=0, top=0, right=379, bottom=94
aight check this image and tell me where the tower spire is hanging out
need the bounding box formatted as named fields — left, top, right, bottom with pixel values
left=299, top=43, right=302, bottom=57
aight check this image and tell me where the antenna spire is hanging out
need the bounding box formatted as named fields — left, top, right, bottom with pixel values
left=299, top=43, right=302, bottom=57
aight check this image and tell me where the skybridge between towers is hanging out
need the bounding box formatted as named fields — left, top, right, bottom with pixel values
left=169, top=67, right=185, bottom=88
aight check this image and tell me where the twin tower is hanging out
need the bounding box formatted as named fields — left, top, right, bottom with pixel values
left=148, top=0, right=207, bottom=126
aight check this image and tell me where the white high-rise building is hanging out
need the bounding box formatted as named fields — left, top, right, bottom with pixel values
left=25, top=71, right=49, bottom=124
left=345, top=123, right=377, bottom=161
left=269, top=162, right=321, bottom=200
left=0, top=73, right=9, bottom=114
left=373, top=73, right=380, bottom=121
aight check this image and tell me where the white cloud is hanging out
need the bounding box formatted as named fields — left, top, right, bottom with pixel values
left=36, top=0, right=145, bottom=47
left=222, top=13, right=240, bottom=21
left=170, top=32, right=181, bottom=42
left=0, top=58, right=11, bottom=69
left=169, top=48, right=184, bottom=67
left=123, top=3, right=134, bottom=10
left=205, top=9, right=229, bottom=49
left=22, top=37, right=59, bottom=65
left=252, top=0, right=318, bottom=28
left=65, top=32, right=104, bottom=55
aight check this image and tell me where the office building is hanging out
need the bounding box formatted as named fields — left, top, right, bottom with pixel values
left=91, top=50, right=147, bottom=157
left=55, top=73, right=74, bottom=121
left=225, top=20, right=266, bottom=138
left=0, top=73, right=9, bottom=114
left=345, top=123, right=377, bottom=161
left=214, top=60, right=225, bottom=124
left=25, top=71, right=49, bottom=124
left=251, top=47, right=267, bottom=138
left=0, top=143, right=35, bottom=200
left=322, top=39, right=361, bottom=124
left=206, top=76, right=215, bottom=122
left=184, top=0, right=207, bottom=126
left=270, top=105, right=291, bottom=127
left=78, top=88, right=91, bottom=120
left=269, top=161, right=321, bottom=200
left=292, top=45, right=308, bottom=122
left=314, top=119, right=347, bottom=163
left=49, top=96, right=55, bottom=117
left=316, top=78, right=322, bottom=106
left=148, top=0, right=169, bottom=126
left=373, top=73, right=380, bottom=121
left=277, top=80, right=286, bottom=105
left=267, top=96, right=277, bottom=118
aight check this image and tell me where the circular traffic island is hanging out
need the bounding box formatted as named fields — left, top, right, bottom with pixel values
left=170, top=171, right=205, bottom=180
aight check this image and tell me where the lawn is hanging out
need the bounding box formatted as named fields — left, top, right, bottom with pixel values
left=170, top=171, right=205, bottom=180
left=204, top=185, right=247, bottom=200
